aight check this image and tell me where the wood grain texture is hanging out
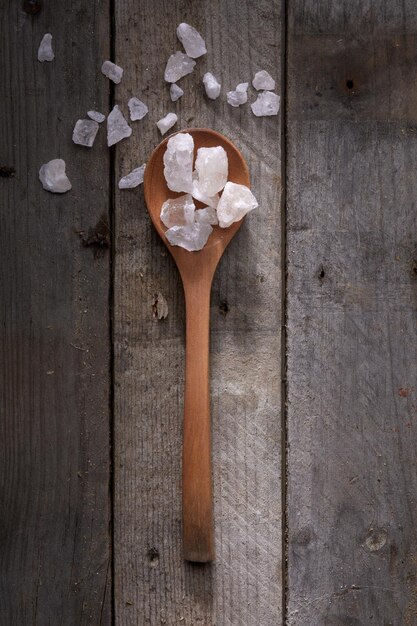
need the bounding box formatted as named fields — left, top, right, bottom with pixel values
left=113, top=1, right=282, bottom=623
left=286, top=2, right=417, bottom=624
left=0, top=2, right=111, bottom=624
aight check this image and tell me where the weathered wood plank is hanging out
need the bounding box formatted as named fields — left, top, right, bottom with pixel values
left=113, top=1, right=282, bottom=624
left=0, top=3, right=111, bottom=624
left=287, top=3, right=417, bottom=624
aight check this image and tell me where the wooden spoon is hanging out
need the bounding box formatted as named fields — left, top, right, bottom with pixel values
left=144, top=128, right=250, bottom=562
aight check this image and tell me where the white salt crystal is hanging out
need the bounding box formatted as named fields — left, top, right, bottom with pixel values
left=128, top=97, right=148, bottom=121
left=118, top=164, right=146, bottom=189
left=216, top=182, right=258, bottom=228
left=101, top=60, right=123, bottom=84
left=107, top=105, right=132, bottom=146
left=164, top=52, right=196, bottom=83
left=176, top=23, right=207, bottom=59
left=39, top=159, right=71, bottom=193
left=203, top=72, right=221, bottom=100
left=160, top=194, right=195, bottom=228
left=165, top=223, right=212, bottom=251
left=88, top=111, right=106, bottom=123
left=252, top=70, right=276, bottom=91
left=170, top=83, right=184, bottom=102
left=195, top=207, right=218, bottom=226
left=72, top=119, right=99, bottom=148
left=194, top=146, right=228, bottom=197
left=191, top=176, right=219, bottom=208
left=251, top=91, right=280, bottom=116
left=157, top=112, right=178, bottom=135
left=163, top=132, right=194, bottom=193
left=38, top=33, right=54, bottom=62
left=226, top=82, right=249, bottom=107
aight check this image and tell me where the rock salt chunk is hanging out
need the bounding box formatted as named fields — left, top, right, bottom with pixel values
left=101, top=60, right=123, bottom=84
left=251, top=91, right=280, bottom=116
left=194, top=146, right=228, bottom=197
left=118, top=164, right=146, bottom=189
left=203, top=72, right=221, bottom=100
left=191, top=176, right=219, bottom=208
left=252, top=70, right=275, bottom=91
left=72, top=119, right=99, bottom=147
left=216, top=182, right=258, bottom=228
left=107, top=105, right=132, bottom=146
left=170, top=83, right=184, bottom=102
left=39, top=159, right=71, bottom=193
left=164, top=52, right=196, bottom=83
left=176, top=23, right=207, bottom=58
left=163, top=132, right=194, bottom=193
left=157, top=112, right=178, bottom=135
left=226, top=82, right=249, bottom=107
left=160, top=194, right=195, bottom=228
left=165, top=223, right=212, bottom=251
left=195, top=207, right=218, bottom=226
left=88, top=111, right=106, bottom=123
left=128, top=97, right=148, bottom=121
left=38, top=33, right=54, bottom=62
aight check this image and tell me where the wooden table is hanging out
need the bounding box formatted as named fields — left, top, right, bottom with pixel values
left=1, top=1, right=416, bottom=624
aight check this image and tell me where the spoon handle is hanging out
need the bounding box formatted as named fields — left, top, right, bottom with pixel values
left=182, top=280, right=215, bottom=562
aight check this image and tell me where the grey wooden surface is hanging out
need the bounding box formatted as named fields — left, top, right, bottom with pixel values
left=287, top=2, right=417, bottom=624
left=0, top=2, right=111, bottom=624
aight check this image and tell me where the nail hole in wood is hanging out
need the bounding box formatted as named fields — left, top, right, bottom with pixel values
left=219, top=300, right=229, bottom=315
left=346, top=79, right=354, bottom=90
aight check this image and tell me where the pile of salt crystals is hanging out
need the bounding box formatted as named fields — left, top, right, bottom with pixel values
left=160, top=133, right=258, bottom=251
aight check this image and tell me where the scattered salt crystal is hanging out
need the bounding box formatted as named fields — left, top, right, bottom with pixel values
left=118, top=164, right=146, bottom=189
left=163, top=132, right=194, bottom=193
left=203, top=72, right=221, bottom=100
left=252, top=70, right=276, bottom=91
left=160, top=194, right=195, bottom=228
left=101, top=60, right=123, bottom=84
left=176, top=23, right=207, bottom=59
left=39, top=159, right=71, bottom=193
left=194, top=146, right=228, bottom=197
left=88, top=111, right=106, bottom=123
left=226, top=82, right=249, bottom=107
left=128, top=97, right=148, bottom=121
left=165, top=223, right=212, bottom=251
left=38, top=33, right=54, bottom=62
left=72, top=119, right=99, bottom=148
left=164, top=52, right=196, bottom=83
left=170, top=83, right=184, bottom=102
left=251, top=91, right=280, bottom=117
left=107, top=105, right=132, bottom=146
left=157, top=112, right=178, bottom=135
left=216, top=182, right=258, bottom=228
left=195, top=207, right=218, bottom=226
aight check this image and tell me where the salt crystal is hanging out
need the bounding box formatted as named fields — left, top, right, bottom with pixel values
left=252, top=70, right=275, bottom=91
left=107, top=105, right=132, bottom=147
left=251, top=91, right=280, bottom=117
left=118, top=164, right=146, bottom=189
left=163, top=132, right=194, bottom=193
left=195, top=207, right=218, bottom=226
left=176, top=23, right=207, bottom=58
left=164, top=52, right=196, bottom=83
left=39, top=159, right=71, bottom=193
left=226, top=82, right=249, bottom=107
left=101, top=60, right=123, bottom=84
left=128, top=97, right=148, bottom=121
left=157, top=112, right=178, bottom=135
left=88, top=111, right=106, bottom=123
left=165, top=223, right=212, bottom=252
left=194, top=146, right=228, bottom=197
left=216, top=182, right=258, bottom=228
left=160, top=194, right=195, bottom=228
left=38, top=33, right=54, bottom=62
left=170, top=83, right=184, bottom=102
left=72, top=119, right=99, bottom=148
left=203, top=72, right=221, bottom=100
left=191, top=177, right=219, bottom=208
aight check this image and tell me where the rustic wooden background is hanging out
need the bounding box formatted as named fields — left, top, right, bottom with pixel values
left=1, top=1, right=416, bottom=624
